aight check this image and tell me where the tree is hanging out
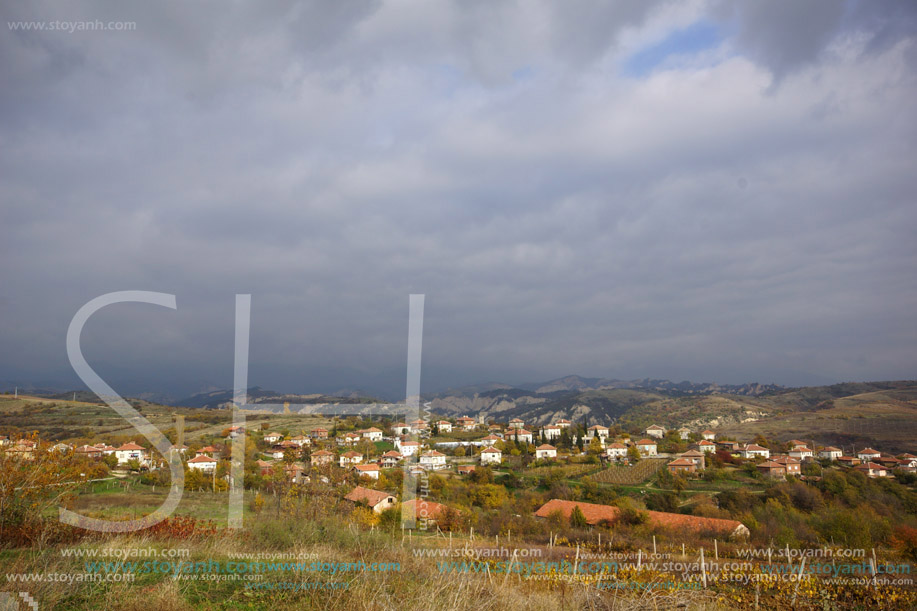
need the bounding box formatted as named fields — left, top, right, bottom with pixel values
left=627, top=445, right=641, bottom=463
left=454, top=446, right=466, bottom=457
left=587, top=437, right=603, bottom=456
left=569, top=505, right=587, bottom=528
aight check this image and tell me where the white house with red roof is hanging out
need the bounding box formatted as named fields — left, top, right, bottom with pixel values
left=434, top=420, right=453, bottom=433
left=456, top=416, right=477, bottom=431
left=645, top=425, right=665, bottom=439
left=587, top=425, right=610, bottom=439
left=187, top=454, right=217, bottom=473
left=339, top=451, right=363, bottom=467
left=541, top=425, right=561, bottom=440
left=701, top=430, right=716, bottom=441
left=419, top=450, right=448, bottom=470
left=480, top=446, right=502, bottom=465
left=263, top=432, right=282, bottom=444
left=740, top=444, right=770, bottom=459
left=636, top=439, right=657, bottom=456
left=395, top=439, right=421, bottom=456
left=354, top=463, right=380, bottom=479
left=819, top=446, right=842, bottom=460
left=511, top=429, right=534, bottom=444
left=788, top=447, right=813, bottom=461
left=856, top=448, right=881, bottom=461
left=359, top=427, right=383, bottom=442
left=115, top=442, right=148, bottom=466
left=696, top=440, right=716, bottom=453
left=535, top=444, right=557, bottom=460
left=605, top=442, right=627, bottom=459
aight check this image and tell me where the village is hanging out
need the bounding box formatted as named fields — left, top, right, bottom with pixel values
left=4, top=414, right=915, bottom=542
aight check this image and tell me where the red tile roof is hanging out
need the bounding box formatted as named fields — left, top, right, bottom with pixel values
left=535, top=499, right=747, bottom=538
left=117, top=442, right=144, bottom=451
left=188, top=454, right=216, bottom=463
left=345, top=486, right=393, bottom=507
left=403, top=498, right=447, bottom=520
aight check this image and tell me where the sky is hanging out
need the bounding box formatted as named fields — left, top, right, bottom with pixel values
left=1, top=0, right=916, bottom=401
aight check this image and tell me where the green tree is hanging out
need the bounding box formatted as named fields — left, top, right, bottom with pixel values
left=627, top=445, right=641, bottom=463
left=569, top=505, right=587, bottom=528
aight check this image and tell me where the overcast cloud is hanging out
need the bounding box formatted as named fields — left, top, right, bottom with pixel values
left=1, top=0, right=915, bottom=400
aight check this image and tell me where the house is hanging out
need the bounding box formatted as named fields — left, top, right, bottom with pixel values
left=434, top=420, right=453, bottom=433
left=97, top=444, right=117, bottom=456
left=268, top=447, right=286, bottom=460
left=457, top=465, right=476, bottom=475
left=876, top=456, right=901, bottom=470
left=855, top=462, right=888, bottom=478
left=284, top=464, right=306, bottom=484
left=289, top=435, right=310, bottom=447
left=678, top=427, right=692, bottom=440
left=403, top=499, right=450, bottom=526
left=5, top=444, right=35, bottom=460
left=605, top=443, right=627, bottom=459
left=226, top=425, right=244, bottom=438
left=771, top=456, right=801, bottom=476
left=409, top=419, right=428, bottom=433
left=340, top=451, right=363, bottom=467
left=114, top=442, right=147, bottom=466
left=480, top=434, right=503, bottom=445
left=541, top=425, right=561, bottom=440
left=342, top=432, right=362, bottom=445
left=457, top=416, right=477, bottom=431
left=0, top=435, right=8, bottom=446
left=508, top=418, right=525, bottom=429
left=359, top=427, right=384, bottom=442
left=856, top=448, right=881, bottom=461
left=344, top=486, right=397, bottom=513
left=480, top=446, right=502, bottom=465
left=75, top=445, right=103, bottom=458
left=535, top=499, right=749, bottom=539
left=757, top=461, right=787, bottom=479
left=310, top=449, right=334, bottom=467
left=556, top=419, right=572, bottom=429
left=311, top=428, right=329, bottom=439
left=392, top=423, right=411, bottom=436
left=898, top=454, right=917, bottom=468
left=197, top=445, right=222, bottom=459
left=716, top=440, right=741, bottom=452
left=187, top=454, right=217, bottom=473
left=680, top=449, right=705, bottom=470
left=788, top=447, right=813, bottom=461
left=535, top=444, right=557, bottom=460
left=818, top=446, right=842, bottom=460
left=701, top=430, right=716, bottom=441
left=168, top=444, right=188, bottom=458
left=740, top=444, right=770, bottom=459
left=397, top=440, right=422, bottom=457
left=511, top=429, right=534, bottom=444
left=837, top=456, right=861, bottom=467
left=696, top=440, right=716, bottom=453
left=354, top=464, right=381, bottom=480
left=50, top=442, right=72, bottom=453
left=635, top=439, right=657, bottom=456
left=380, top=450, right=403, bottom=468
left=787, top=440, right=810, bottom=451
left=645, top=425, right=666, bottom=439
left=419, top=451, right=448, bottom=470
left=668, top=458, right=697, bottom=474
left=587, top=425, right=610, bottom=439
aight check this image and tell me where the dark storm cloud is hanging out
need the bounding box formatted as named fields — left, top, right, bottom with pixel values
left=0, top=0, right=915, bottom=399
